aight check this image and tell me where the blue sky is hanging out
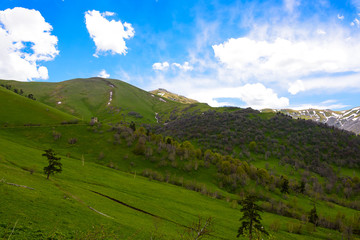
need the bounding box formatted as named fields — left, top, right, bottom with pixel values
left=1, top=0, right=360, bottom=110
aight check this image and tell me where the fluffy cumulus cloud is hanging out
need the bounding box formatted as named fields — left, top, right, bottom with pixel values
left=288, top=80, right=305, bottom=95
left=85, top=10, right=134, bottom=57
left=0, top=7, right=58, bottom=81
left=150, top=72, right=289, bottom=109
left=212, top=24, right=360, bottom=95
left=97, top=69, right=110, bottom=78
left=172, top=62, right=193, bottom=71
left=152, top=62, right=169, bottom=71
left=187, top=83, right=289, bottom=109
left=149, top=2, right=360, bottom=109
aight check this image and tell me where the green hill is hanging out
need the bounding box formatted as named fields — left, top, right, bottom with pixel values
left=0, top=78, right=210, bottom=124
left=0, top=87, right=77, bottom=127
left=150, top=88, right=198, bottom=104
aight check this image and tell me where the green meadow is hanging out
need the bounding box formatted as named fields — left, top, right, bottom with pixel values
left=0, top=78, right=359, bottom=239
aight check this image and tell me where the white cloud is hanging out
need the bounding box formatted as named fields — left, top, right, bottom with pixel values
left=212, top=24, right=360, bottom=93
left=288, top=80, right=305, bottom=95
left=287, top=73, right=360, bottom=94
left=153, top=61, right=193, bottom=71
left=103, top=11, right=115, bottom=17
left=149, top=73, right=289, bottom=109
left=0, top=7, right=58, bottom=81
left=85, top=10, right=134, bottom=57
left=351, top=18, right=360, bottom=27
left=187, top=83, right=289, bottom=109
left=337, top=14, right=344, bottom=20
left=148, top=3, right=360, bottom=110
left=171, top=62, right=193, bottom=71
left=152, top=62, right=169, bottom=71
left=97, top=69, right=110, bottom=78
left=291, top=101, right=349, bottom=110
left=316, top=29, right=326, bottom=35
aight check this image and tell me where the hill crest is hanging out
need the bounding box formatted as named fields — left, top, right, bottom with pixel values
left=150, top=88, right=198, bottom=104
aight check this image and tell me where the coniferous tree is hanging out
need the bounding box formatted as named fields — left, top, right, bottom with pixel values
left=237, top=194, right=268, bottom=239
left=42, top=149, right=62, bottom=179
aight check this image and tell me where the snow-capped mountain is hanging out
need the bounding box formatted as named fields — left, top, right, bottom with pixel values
left=272, top=107, right=360, bottom=134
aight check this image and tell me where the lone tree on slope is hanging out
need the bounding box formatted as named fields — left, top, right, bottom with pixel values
left=43, top=149, right=62, bottom=180
left=237, top=194, right=268, bottom=240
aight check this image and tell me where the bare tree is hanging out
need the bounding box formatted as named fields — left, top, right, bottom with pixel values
left=179, top=216, right=214, bottom=240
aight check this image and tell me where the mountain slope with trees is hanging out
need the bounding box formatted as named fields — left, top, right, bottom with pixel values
left=0, top=78, right=359, bottom=239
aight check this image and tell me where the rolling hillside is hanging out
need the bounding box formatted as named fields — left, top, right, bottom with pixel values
left=0, top=78, right=210, bottom=124
left=0, top=119, right=356, bottom=240
left=0, top=86, right=77, bottom=126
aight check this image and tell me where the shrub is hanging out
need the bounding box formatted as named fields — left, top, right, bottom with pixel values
left=230, top=200, right=238, bottom=209
left=52, top=131, right=61, bottom=140
left=269, top=219, right=281, bottom=232
left=98, top=152, right=105, bottom=160
left=68, top=138, right=77, bottom=144
left=287, top=222, right=302, bottom=234
left=128, top=111, right=143, bottom=118
left=61, top=119, right=79, bottom=125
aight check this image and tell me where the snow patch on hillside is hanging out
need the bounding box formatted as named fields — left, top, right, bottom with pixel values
left=108, top=91, right=113, bottom=105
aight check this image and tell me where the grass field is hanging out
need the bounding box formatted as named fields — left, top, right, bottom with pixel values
left=0, top=87, right=77, bottom=127
left=0, top=78, right=211, bottom=124
left=0, top=135, right=349, bottom=239
left=0, top=78, right=359, bottom=239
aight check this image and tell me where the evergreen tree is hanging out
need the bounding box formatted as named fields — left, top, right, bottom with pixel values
left=237, top=194, right=268, bottom=239
left=308, top=205, right=319, bottom=226
left=42, top=149, right=62, bottom=179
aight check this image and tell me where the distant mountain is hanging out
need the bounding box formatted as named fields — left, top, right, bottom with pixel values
left=263, top=107, right=360, bottom=134
left=150, top=88, right=198, bottom=104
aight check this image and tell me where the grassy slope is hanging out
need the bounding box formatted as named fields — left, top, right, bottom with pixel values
left=150, top=89, right=198, bottom=104
left=0, top=79, right=358, bottom=239
left=0, top=78, right=211, bottom=124
left=0, top=87, right=77, bottom=126
left=0, top=133, right=346, bottom=240
left=0, top=122, right=358, bottom=239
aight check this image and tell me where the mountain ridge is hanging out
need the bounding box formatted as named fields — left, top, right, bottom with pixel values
left=265, top=107, right=360, bottom=134
left=150, top=88, right=198, bottom=104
